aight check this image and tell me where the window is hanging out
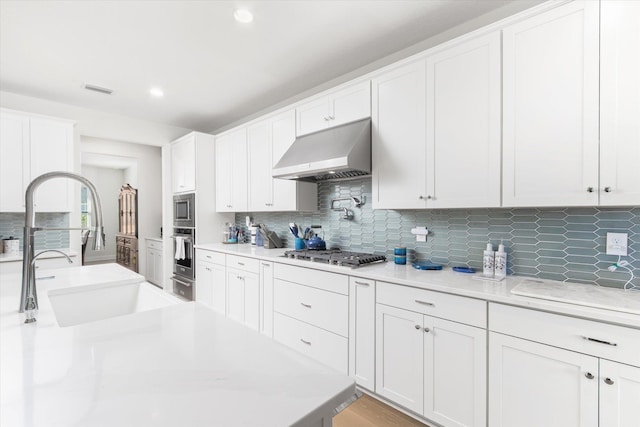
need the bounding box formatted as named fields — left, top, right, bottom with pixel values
left=80, top=187, right=91, bottom=228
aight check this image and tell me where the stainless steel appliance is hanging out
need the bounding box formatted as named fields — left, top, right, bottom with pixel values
left=171, top=227, right=195, bottom=300
left=283, top=249, right=386, bottom=268
left=173, top=193, right=195, bottom=228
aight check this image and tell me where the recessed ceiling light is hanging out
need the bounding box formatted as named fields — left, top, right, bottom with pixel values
left=150, top=87, right=164, bottom=98
left=234, top=8, right=253, bottom=23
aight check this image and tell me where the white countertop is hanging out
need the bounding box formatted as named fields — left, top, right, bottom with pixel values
left=0, top=264, right=355, bottom=426
left=0, top=248, right=78, bottom=263
left=145, top=237, right=163, bottom=243
left=196, top=243, right=640, bottom=329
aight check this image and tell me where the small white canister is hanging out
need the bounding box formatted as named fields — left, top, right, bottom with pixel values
left=3, top=237, right=20, bottom=255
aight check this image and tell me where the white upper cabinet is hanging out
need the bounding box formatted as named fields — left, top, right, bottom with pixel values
left=215, top=128, right=248, bottom=212
left=600, top=0, right=640, bottom=206
left=296, top=81, right=370, bottom=136
left=372, top=60, right=427, bottom=210
left=171, top=135, right=196, bottom=194
left=426, top=31, right=501, bottom=208
left=502, top=0, right=600, bottom=207
left=0, top=110, right=73, bottom=213
left=247, top=110, right=317, bottom=212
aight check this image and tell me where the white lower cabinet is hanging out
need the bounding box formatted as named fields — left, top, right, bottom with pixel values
left=259, top=261, right=274, bottom=337
left=375, top=282, right=487, bottom=427
left=145, top=239, right=163, bottom=287
left=489, top=303, right=640, bottom=427
left=195, top=250, right=226, bottom=314
left=226, top=268, right=259, bottom=330
left=272, top=264, right=349, bottom=375
left=348, top=277, right=376, bottom=391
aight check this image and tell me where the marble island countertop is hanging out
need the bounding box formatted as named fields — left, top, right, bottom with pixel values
left=196, top=243, right=640, bottom=329
left=0, top=264, right=355, bottom=427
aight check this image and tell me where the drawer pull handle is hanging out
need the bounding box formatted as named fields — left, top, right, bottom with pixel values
left=582, top=336, right=617, bottom=347
left=415, top=300, right=435, bottom=307
left=423, top=327, right=430, bottom=333
left=261, top=263, right=270, bottom=267
left=238, top=262, right=245, bottom=266
left=604, top=377, right=614, bottom=385
left=300, top=338, right=311, bottom=345
left=300, top=302, right=312, bottom=308
left=585, top=372, right=595, bottom=380
left=415, top=324, right=421, bottom=330
left=354, top=281, right=370, bottom=286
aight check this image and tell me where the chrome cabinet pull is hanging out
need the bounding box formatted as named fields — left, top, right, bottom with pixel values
left=604, top=187, right=612, bottom=193
left=415, top=324, right=421, bottom=330
left=427, top=195, right=433, bottom=200
left=354, top=281, right=369, bottom=286
left=604, top=378, right=614, bottom=385
left=300, top=338, right=311, bottom=345
left=585, top=372, right=594, bottom=380
left=261, top=263, right=270, bottom=267
left=423, top=327, right=430, bottom=333
left=300, top=302, right=312, bottom=308
left=237, top=262, right=245, bottom=266
left=587, top=187, right=594, bottom=193
left=582, top=336, right=617, bottom=347
left=419, top=195, right=425, bottom=200
left=415, top=300, right=435, bottom=307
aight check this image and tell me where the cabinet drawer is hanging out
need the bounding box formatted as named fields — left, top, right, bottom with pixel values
left=198, top=250, right=225, bottom=266
left=273, top=263, right=348, bottom=295
left=377, top=281, right=486, bottom=328
left=226, top=254, right=259, bottom=273
left=489, top=303, right=640, bottom=367
left=273, top=313, right=348, bottom=374
left=274, top=279, right=348, bottom=337
left=146, top=240, right=163, bottom=251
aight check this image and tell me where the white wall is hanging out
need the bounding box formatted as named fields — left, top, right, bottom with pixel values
left=81, top=136, right=163, bottom=274
left=81, top=165, right=124, bottom=263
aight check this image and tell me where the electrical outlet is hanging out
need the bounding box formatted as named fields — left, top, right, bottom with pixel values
left=606, top=232, right=628, bottom=256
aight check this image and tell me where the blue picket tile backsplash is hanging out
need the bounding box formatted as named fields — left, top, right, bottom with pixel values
left=0, top=213, right=70, bottom=251
left=237, top=178, right=640, bottom=289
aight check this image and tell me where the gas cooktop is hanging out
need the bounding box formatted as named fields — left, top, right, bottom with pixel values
left=282, top=249, right=386, bottom=268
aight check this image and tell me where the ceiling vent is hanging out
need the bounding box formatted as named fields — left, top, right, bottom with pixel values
left=83, top=83, right=114, bottom=95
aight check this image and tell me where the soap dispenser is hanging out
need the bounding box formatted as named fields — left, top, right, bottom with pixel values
left=494, top=242, right=507, bottom=279
left=483, top=242, right=495, bottom=277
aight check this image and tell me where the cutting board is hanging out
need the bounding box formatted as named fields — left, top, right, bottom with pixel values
left=510, top=279, right=640, bottom=315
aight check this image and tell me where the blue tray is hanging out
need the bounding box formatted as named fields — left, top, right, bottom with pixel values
left=412, top=261, right=443, bottom=270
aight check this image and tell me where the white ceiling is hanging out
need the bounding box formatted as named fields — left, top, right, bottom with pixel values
left=1, top=1, right=539, bottom=134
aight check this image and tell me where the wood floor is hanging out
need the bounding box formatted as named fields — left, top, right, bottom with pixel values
left=334, top=394, right=430, bottom=427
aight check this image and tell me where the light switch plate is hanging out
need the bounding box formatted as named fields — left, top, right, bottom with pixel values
left=606, top=232, right=628, bottom=256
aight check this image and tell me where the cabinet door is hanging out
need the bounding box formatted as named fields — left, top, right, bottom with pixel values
left=226, top=270, right=245, bottom=323
left=247, top=121, right=273, bottom=210
left=349, top=278, right=376, bottom=391
left=0, top=112, right=28, bottom=212
left=259, top=261, right=274, bottom=337
left=599, top=359, right=640, bottom=427
left=426, top=32, right=501, bottom=208
left=243, top=272, right=259, bottom=331
left=372, top=60, right=427, bottom=209
left=488, top=332, right=598, bottom=427
left=153, top=249, right=163, bottom=288
left=29, top=117, right=74, bottom=212
left=195, top=260, right=214, bottom=308
left=215, top=130, right=247, bottom=212
left=600, top=0, right=640, bottom=206
left=329, top=81, right=371, bottom=127
left=296, top=96, right=329, bottom=136
left=424, top=317, right=486, bottom=427
left=146, top=247, right=156, bottom=284
left=171, top=136, right=196, bottom=193
left=210, top=263, right=226, bottom=315
left=502, top=0, right=599, bottom=207
left=375, top=303, right=424, bottom=414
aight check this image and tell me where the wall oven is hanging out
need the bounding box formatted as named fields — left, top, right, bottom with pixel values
left=171, top=227, right=195, bottom=300
left=173, top=193, right=195, bottom=228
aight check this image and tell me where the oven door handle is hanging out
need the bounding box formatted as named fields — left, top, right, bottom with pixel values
left=170, top=235, right=193, bottom=242
left=172, top=276, right=193, bottom=287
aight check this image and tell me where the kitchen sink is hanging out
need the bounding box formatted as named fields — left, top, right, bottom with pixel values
left=48, top=281, right=180, bottom=327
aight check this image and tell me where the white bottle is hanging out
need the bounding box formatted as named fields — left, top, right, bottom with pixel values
left=494, top=242, right=507, bottom=279
left=483, top=242, right=495, bottom=277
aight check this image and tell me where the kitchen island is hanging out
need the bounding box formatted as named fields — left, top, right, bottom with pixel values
left=0, top=264, right=356, bottom=427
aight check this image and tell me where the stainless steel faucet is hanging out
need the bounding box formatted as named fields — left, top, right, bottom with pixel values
left=19, top=172, right=105, bottom=324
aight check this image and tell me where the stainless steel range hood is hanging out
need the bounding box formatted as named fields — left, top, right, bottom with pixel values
left=272, top=118, right=371, bottom=182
